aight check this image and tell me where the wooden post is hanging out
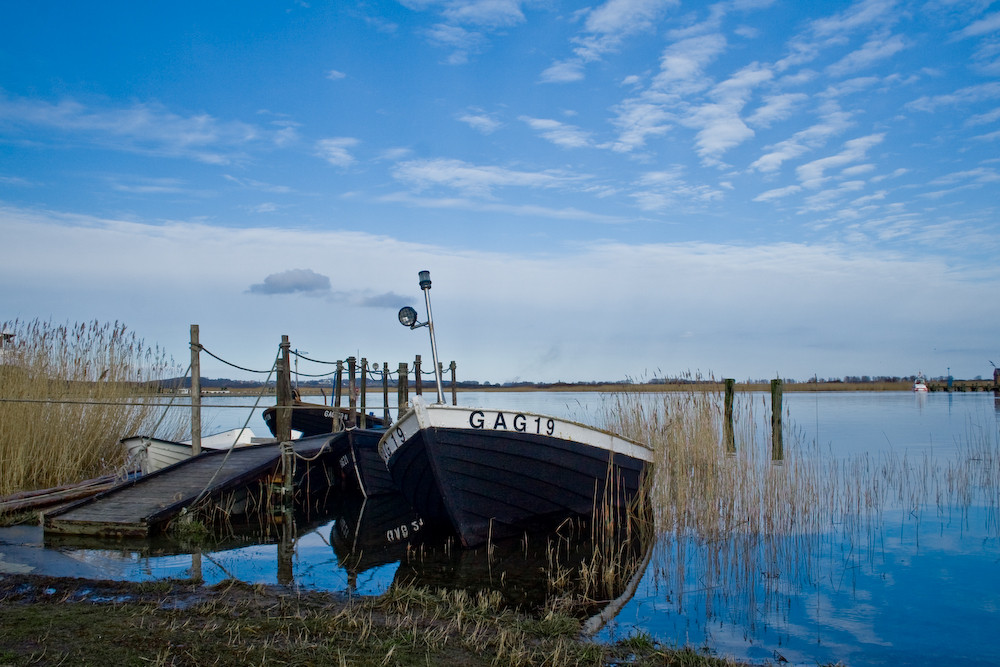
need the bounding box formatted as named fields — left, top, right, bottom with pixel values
left=334, top=360, right=343, bottom=407
left=276, top=336, right=293, bottom=444
left=382, top=362, right=391, bottom=425
left=397, top=362, right=408, bottom=417
left=414, top=354, right=423, bottom=396
left=347, top=356, right=357, bottom=428
left=724, top=378, right=735, bottom=454
left=771, top=378, right=783, bottom=461
left=190, top=325, right=202, bottom=456
left=360, top=357, right=368, bottom=429
left=450, top=361, right=457, bottom=406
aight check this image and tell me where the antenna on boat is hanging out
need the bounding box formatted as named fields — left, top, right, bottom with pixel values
left=398, top=270, right=445, bottom=404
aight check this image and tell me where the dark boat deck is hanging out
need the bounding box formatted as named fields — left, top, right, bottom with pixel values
left=44, top=437, right=334, bottom=538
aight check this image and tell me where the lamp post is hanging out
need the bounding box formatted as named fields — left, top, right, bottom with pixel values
left=398, top=270, right=445, bottom=404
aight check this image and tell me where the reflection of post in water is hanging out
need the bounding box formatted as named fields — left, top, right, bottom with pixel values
left=277, top=506, right=294, bottom=586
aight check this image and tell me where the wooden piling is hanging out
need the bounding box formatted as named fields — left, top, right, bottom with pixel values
left=190, top=324, right=201, bottom=456
left=398, top=362, right=408, bottom=417
left=450, top=361, right=457, bottom=406
left=334, top=360, right=343, bottom=407
left=275, top=336, right=293, bottom=443
left=347, top=356, right=357, bottom=428
left=724, top=378, right=735, bottom=454
left=382, top=362, right=391, bottom=424
left=360, top=357, right=368, bottom=429
left=771, top=378, right=783, bottom=461
left=414, top=354, right=423, bottom=396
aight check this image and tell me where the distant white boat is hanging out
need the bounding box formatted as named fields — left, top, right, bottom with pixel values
left=123, top=427, right=259, bottom=474
left=913, top=377, right=929, bottom=392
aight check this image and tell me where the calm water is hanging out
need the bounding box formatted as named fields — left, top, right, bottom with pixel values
left=10, top=391, right=1000, bottom=666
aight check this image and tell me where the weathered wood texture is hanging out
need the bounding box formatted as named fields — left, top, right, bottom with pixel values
left=43, top=439, right=330, bottom=538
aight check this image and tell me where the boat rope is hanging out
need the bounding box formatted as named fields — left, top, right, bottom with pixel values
left=198, top=345, right=275, bottom=374
left=185, top=349, right=280, bottom=510
left=145, top=363, right=191, bottom=439
left=288, top=349, right=339, bottom=365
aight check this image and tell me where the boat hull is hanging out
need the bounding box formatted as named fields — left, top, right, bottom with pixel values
left=379, top=400, right=652, bottom=547
left=263, top=401, right=387, bottom=437
left=330, top=428, right=397, bottom=497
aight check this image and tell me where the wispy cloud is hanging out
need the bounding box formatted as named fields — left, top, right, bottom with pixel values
left=825, top=32, right=907, bottom=77
left=392, top=158, right=586, bottom=197
left=796, top=133, right=885, bottom=189
left=315, top=137, right=359, bottom=167
left=456, top=108, right=502, bottom=134
left=0, top=93, right=264, bottom=164
left=520, top=116, right=593, bottom=148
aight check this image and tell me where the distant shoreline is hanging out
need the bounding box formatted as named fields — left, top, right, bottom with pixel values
left=208, top=379, right=997, bottom=396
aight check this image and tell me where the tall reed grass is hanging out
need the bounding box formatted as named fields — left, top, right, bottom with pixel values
left=601, top=387, right=1000, bottom=631
left=0, top=319, right=183, bottom=496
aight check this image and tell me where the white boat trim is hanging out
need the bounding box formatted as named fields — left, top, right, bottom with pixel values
left=378, top=396, right=653, bottom=465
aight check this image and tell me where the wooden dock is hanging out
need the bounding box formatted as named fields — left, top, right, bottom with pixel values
left=43, top=436, right=338, bottom=538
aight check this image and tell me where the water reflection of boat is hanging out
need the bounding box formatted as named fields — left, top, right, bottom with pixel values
left=330, top=492, right=426, bottom=576
left=263, top=399, right=387, bottom=438
left=392, top=518, right=653, bottom=617
left=378, top=395, right=653, bottom=548
left=122, top=428, right=258, bottom=474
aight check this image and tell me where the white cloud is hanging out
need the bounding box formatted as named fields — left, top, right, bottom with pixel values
left=326, top=69, right=346, bottom=80
left=957, top=12, right=1000, bottom=39
left=0, top=93, right=263, bottom=164
left=457, top=109, right=503, bottom=134
left=520, top=116, right=593, bottom=148
left=315, top=137, right=359, bottom=167
left=826, top=33, right=907, bottom=77
left=391, top=158, right=586, bottom=197
left=540, top=60, right=585, bottom=83
left=796, top=133, right=885, bottom=189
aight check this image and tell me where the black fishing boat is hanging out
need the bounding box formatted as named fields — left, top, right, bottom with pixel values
left=376, top=270, right=654, bottom=548
left=262, top=399, right=387, bottom=437
left=378, top=396, right=652, bottom=547
left=328, top=427, right=397, bottom=497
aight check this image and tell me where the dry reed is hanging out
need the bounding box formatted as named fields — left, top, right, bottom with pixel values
left=600, top=387, right=1000, bottom=628
left=0, top=318, right=183, bottom=496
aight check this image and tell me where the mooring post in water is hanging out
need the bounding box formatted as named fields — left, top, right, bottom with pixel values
left=771, top=378, right=783, bottom=461
left=346, top=356, right=357, bottom=428
left=398, top=362, right=408, bottom=417
left=190, top=324, right=202, bottom=456
left=414, top=354, right=423, bottom=395
left=276, top=336, right=293, bottom=443
left=450, top=361, right=457, bottom=406
left=382, top=362, right=391, bottom=424
left=334, top=360, right=343, bottom=408
left=360, top=357, right=368, bottom=429
left=724, top=378, right=736, bottom=454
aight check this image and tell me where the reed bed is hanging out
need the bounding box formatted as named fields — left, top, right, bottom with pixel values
left=0, top=319, right=183, bottom=497
left=600, top=388, right=1000, bottom=631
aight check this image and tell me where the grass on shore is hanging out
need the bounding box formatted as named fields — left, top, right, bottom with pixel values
left=0, top=575, right=747, bottom=667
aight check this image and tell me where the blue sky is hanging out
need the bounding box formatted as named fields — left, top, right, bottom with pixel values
left=2, top=0, right=998, bottom=384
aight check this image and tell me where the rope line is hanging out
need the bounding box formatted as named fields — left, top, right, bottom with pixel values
left=199, top=345, right=274, bottom=374
left=187, top=349, right=280, bottom=508
left=289, top=350, right=340, bottom=365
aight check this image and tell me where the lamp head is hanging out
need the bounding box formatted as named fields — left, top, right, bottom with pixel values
left=418, top=270, right=432, bottom=290
left=398, top=306, right=419, bottom=328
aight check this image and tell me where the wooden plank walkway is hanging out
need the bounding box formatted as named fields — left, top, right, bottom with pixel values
left=44, top=436, right=337, bottom=538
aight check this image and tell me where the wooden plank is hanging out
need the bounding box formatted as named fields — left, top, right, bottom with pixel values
left=43, top=436, right=335, bottom=537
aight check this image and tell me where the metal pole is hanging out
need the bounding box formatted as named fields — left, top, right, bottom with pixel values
left=419, top=271, right=445, bottom=404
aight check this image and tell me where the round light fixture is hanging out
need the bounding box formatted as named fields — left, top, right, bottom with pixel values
left=398, top=306, right=418, bottom=327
